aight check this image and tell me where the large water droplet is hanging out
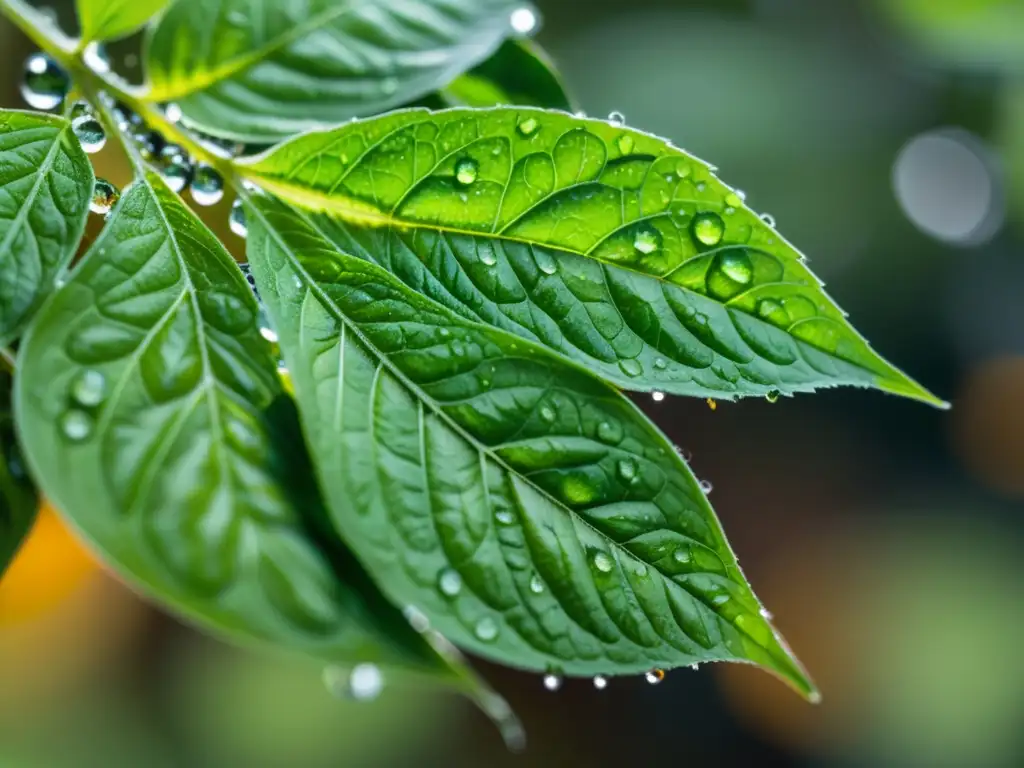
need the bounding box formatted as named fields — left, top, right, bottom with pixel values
left=346, top=663, right=385, bottom=701
left=645, top=669, right=665, bottom=685
left=617, top=458, right=638, bottom=483
left=480, top=248, right=497, bottom=267
left=618, top=359, right=643, bottom=378
left=591, top=551, right=614, bottom=573
left=617, top=134, right=635, bottom=155
left=633, top=226, right=661, bottom=255
left=72, top=115, right=105, bottom=154
left=474, top=617, right=499, bottom=642
left=190, top=164, right=224, bottom=206
left=71, top=370, right=106, bottom=407
left=455, top=158, right=479, bottom=187
left=542, top=673, right=562, bottom=691
left=691, top=212, right=725, bottom=247
left=22, top=53, right=68, bottom=110
left=61, top=409, right=93, bottom=442
left=90, top=179, right=119, bottom=215
left=593, top=675, right=608, bottom=690
left=230, top=198, right=248, bottom=238
left=756, top=299, right=789, bottom=326
left=535, top=250, right=557, bottom=275
left=158, top=145, right=193, bottom=194
left=672, top=548, right=691, bottom=566
left=596, top=420, right=623, bottom=445
left=517, top=116, right=539, bottom=137
left=438, top=568, right=462, bottom=598
left=675, top=161, right=691, bottom=180
left=716, top=251, right=753, bottom=285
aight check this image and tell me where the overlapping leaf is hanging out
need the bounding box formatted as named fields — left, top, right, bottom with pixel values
left=0, top=370, right=36, bottom=578
left=76, top=0, right=170, bottom=43
left=238, top=108, right=943, bottom=404
left=0, top=110, right=93, bottom=346
left=145, top=0, right=525, bottom=142
left=444, top=41, right=574, bottom=110
left=244, top=192, right=817, bottom=695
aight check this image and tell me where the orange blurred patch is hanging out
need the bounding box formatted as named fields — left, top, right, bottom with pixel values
left=0, top=500, right=99, bottom=625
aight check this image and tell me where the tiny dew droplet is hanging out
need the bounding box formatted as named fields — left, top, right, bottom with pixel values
left=592, top=551, right=614, bottom=573
left=617, top=134, right=635, bottom=155
left=699, top=479, right=713, bottom=494
left=651, top=390, right=665, bottom=402
left=480, top=248, right=497, bottom=267
left=725, top=191, right=744, bottom=208
left=645, top=669, right=666, bottom=685
left=540, top=405, right=556, bottom=422
left=230, top=198, right=248, bottom=237
left=691, top=212, right=725, bottom=247
left=593, top=675, right=609, bottom=690
left=705, top=397, right=717, bottom=411
left=190, top=164, right=224, bottom=206
left=517, top=116, right=539, bottom=137
left=164, top=103, right=183, bottom=123
left=759, top=607, right=774, bottom=620
left=766, top=389, right=780, bottom=404
left=403, top=605, right=430, bottom=633
left=596, top=420, right=623, bottom=445
left=90, top=178, right=119, bottom=215
left=495, top=509, right=516, bottom=526
left=760, top=212, right=776, bottom=228
left=653, top=357, right=668, bottom=370
left=71, top=370, right=106, bottom=407
left=72, top=115, right=105, bottom=153
left=346, top=663, right=385, bottom=701
left=608, top=111, right=625, bottom=126
left=529, top=574, right=545, bottom=594
left=618, top=359, right=643, bottom=378
left=438, top=568, right=462, bottom=598
left=455, top=157, right=478, bottom=186
left=61, top=409, right=93, bottom=442
left=22, top=53, right=68, bottom=111
left=634, top=226, right=661, bottom=255
left=675, top=161, right=691, bottom=179
left=381, top=76, right=399, bottom=96
left=474, top=617, right=499, bottom=642
left=542, top=673, right=562, bottom=691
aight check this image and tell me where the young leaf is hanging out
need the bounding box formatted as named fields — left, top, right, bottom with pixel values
left=0, top=369, right=37, bottom=579
left=444, top=41, right=574, bottom=111
left=238, top=108, right=943, bottom=406
left=144, top=0, right=525, bottom=142
left=76, top=0, right=170, bottom=43
left=243, top=193, right=817, bottom=697
left=14, top=171, right=448, bottom=678
left=0, top=110, right=93, bottom=346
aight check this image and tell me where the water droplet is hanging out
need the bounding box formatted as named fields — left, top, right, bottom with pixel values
left=403, top=605, right=431, bottom=633
left=633, top=226, right=661, bottom=255
left=535, top=251, right=557, bottom=275
left=381, top=77, right=398, bottom=96
left=438, top=568, right=462, bottom=598
left=675, top=161, right=691, bottom=180
left=509, top=6, right=538, bottom=35
left=617, top=458, right=638, bottom=483
left=260, top=325, right=279, bottom=344
left=593, top=675, right=609, bottom=690
left=705, top=398, right=717, bottom=411
left=474, top=617, right=499, bottom=642
left=190, top=164, right=224, bottom=206
left=715, top=250, right=753, bottom=285
left=673, top=549, right=691, bottom=565
left=529, top=574, right=545, bottom=594
left=71, top=370, right=106, bottom=407
left=164, top=103, right=183, bottom=123
left=69, top=100, right=91, bottom=122
left=455, top=157, right=478, bottom=186
left=653, top=357, right=668, bottom=371
left=608, top=111, right=625, bottom=126
left=756, top=299, right=789, bottom=326
left=699, top=479, right=713, bottom=494
left=766, top=389, right=780, bottom=404
left=645, top=669, right=665, bottom=685
left=591, top=551, right=614, bottom=573
left=691, top=212, right=725, bottom=247
left=760, top=212, right=776, bottom=228
left=72, top=115, right=105, bottom=153
left=696, top=182, right=707, bottom=192
left=90, top=178, right=119, bottom=215
left=132, top=128, right=161, bottom=161
left=60, top=409, right=93, bottom=442
left=651, top=390, right=665, bottom=402
left=517, top=116, right=539, bottom=137
left=83, top=42, right=110, bottom=73
left=21, top=53, right=68, bottom=110
left=759, top=607, right=774, bottom=620
left=346, top=663, right=384, bottom=701
left=618, top=359, right=643, bottom=378
left=480, top=248, right=497, bottom=267
left=230, top=199, right=248, bottom=237
left=689, top=663, right=699, bottom=671
left=596, top=420, right=623, bottom=445
left=540, top=405, right=556, bottom=422
left=725, top=192, right=744, bottom=209
left=542, top=673, right=562, bottom=691
left=495, top=509, right=516, bottom=526
left=617, top=134, right=635, bottom=155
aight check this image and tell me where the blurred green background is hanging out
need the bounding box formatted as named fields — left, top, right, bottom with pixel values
left=3, top=0, right=1024, bottom=766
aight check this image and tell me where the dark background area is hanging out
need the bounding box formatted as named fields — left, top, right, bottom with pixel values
left=2, top=1, right=1024, bottom=766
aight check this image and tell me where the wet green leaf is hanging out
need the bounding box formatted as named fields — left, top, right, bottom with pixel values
left=243, top=192, right=817, bottom=697
left=444, top=40, right=574, bottom=110
left=144, top=0, right=524, bottom=142
left=238, top=108, right=943, bottom=405
left=77, top=0, right=170, bottom=43
left=0, top=110, right=93, bottom=346
left=0, top=369, right=36, bottom=579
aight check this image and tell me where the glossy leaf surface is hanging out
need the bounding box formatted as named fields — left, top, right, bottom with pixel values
left=444, top=41, right=574, bottom=110
left=145, top=0, right=524, bottom=142
left=239, top=108, right=942, bottom=405
left=14, top=171, right=443, bottom=674
left=244, top=193, right=816, bottom=696
left=77, top=0, right=170, bottom=43
left=0, top=370, right=36, bottom=578
left=0, top=110, right=93, bottom=346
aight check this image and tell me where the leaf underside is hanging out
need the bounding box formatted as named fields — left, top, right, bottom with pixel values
left=0, top=369, right=36, bottom=578
left=0, top=110, right=93, bottom=347
left=245, top=192, right=817, bottom=698
left=144, top=0, right=524, bottom=142
left=239, top=107, right=944, bottom=406
left=77, top=0, right=171, bottom=43
left=444, top=40, right=574, bottom=111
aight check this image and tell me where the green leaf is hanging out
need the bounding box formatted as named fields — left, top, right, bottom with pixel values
left=14, top=170, right=450, bottom=679
left=0, top=369, right=36, bottom=579
left=144, top=0, right=524, bottom=142
left=77, top=0, right=170, bottom=43
left=443, top=40, right=574, bottom=110
left=0, top=110, right=93, bottom=346
left=238, top=108, right=944, bottom=406
left=243, top=192, right=818, bottom=698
